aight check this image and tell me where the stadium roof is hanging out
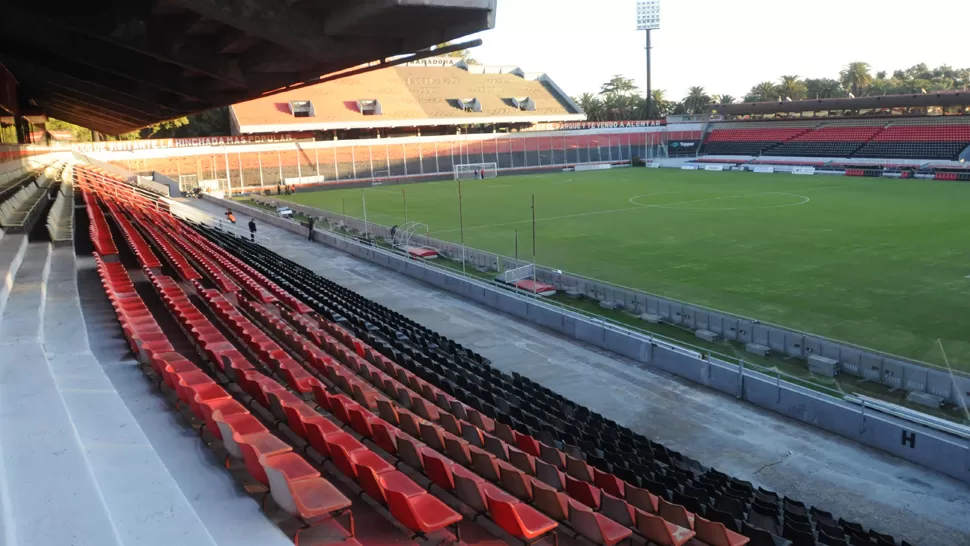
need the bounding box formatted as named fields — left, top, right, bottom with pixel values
left=0, top=0, right=497, bottom=135
left=707, top=90, right=970, bottom=117
left=229, top=61, right=585, bottom=134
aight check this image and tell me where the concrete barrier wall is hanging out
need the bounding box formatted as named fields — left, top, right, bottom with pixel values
left=204, top=195, right=970, bottom=484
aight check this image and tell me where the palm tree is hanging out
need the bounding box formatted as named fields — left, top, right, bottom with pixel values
left=600, top=75, right=638, bottom=97
left=648, top=89, right=670, bottom=118
left=804, top=78, right=843, bottom=99
left=749, top=81, right=779, bottom=102
left=840, top=62, right=873, bottom=96
left=683, top=86, right=711, bottom=114
left=711, top=94, right=736, bottom=104
left=778, top=75, right=806, bottom=100
left=575, top=93, right=605, bottom=121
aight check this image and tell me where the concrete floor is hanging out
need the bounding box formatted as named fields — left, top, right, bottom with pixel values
left=189, top=198, right=970, bottom=546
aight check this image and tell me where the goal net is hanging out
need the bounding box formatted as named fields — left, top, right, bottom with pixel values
left=502, top=264, right=535, bottom=284
left=454, top=162, right=498, bottom=180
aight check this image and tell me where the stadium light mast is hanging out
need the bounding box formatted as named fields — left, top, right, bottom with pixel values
left=636, top=0, right=660, bottom=120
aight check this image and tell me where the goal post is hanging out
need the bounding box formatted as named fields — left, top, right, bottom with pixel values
left=501, top=264, right=535, bottom=284
left=454, top=162, right=498, bottom=180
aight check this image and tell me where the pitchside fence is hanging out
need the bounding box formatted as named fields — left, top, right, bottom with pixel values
left=252, top=194, right=970, bottom=411
left=90, top=129, right=702, bottom=193
left=205, top=193, right=970, bottom=484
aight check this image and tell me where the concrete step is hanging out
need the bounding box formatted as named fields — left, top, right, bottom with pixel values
left=72, top=255, right=290, bottom=545
left=37, top=249, right=222, bottom=546
left=0, top=341, right=122, bottom=546
left=0, top=233, right=28, bottom=319
left=0, top=242, right=50, bottom=344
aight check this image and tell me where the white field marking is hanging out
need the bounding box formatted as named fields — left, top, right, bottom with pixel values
left=628, top=191, right=810, bottom=211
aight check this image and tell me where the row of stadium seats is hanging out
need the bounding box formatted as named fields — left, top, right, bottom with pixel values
left=77, top=163, right=921, bottom=546
left=702, top=118, right=970, bottom=160
left=190, top=219, right=918, bottom=546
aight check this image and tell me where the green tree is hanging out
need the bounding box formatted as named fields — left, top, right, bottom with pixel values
left=746, top=81, right=779, bottom=102
left=804, top=78, right=844, bottom=99
left=711, top=94, right=736, bottom=105
left=840, top=61, right=873, bottom=96
left=599, top=75, right=638, bottom=97
left=778, top=75, right=806, bottom=100
left=575, top=92, right=605, bottom=121
left=682, top=86, right=711, bottom=114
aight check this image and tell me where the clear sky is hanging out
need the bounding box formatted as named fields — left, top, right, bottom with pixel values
left=463, top=0, right=968, bottom=102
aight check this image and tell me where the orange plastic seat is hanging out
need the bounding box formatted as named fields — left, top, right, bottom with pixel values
left=236, top=432, right=292, bottom=486
left=385, top=490, right=462, bottom=537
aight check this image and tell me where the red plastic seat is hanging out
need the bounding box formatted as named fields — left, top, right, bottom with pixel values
left=565, top=475, right=601, bottom=509
left=423, top=449, right=457, bottom=491
left=658, top=497, right=694, bottom=529
left=485, top=488, right=558, bottom=545
left=635, top=508, right=695, bottom=546
left=214, top=412, right=266, bottom=461
left=261, top=452, right=353, bottom=537
left=499, top=460, right=534, bottom=501
left=567, top=501, right=632, bottom=546
left=593, top=467, right=625, bottom=497
left=371, top=420, right=399, bottom=455
left=236, top=432, right=292, bottom=486
left=693, top=516, right=750, bottom=546
left=385, top=490, right=462, bottom=537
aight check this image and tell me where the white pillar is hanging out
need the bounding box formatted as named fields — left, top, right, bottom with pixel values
left=351, top=146, right=357, bottom=179
left=333, top=146, right=339, bottom=180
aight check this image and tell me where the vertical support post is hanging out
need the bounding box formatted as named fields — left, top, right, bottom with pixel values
left=607, top=134, right=613, bottom=162
left=434, top=141, right=440, bottom=174
left=384, top=143, right=390, bottom=178
left=403, top=144, right=408, bottom=177
left=296, top=147, right=302, bottom=181
left=277, top=149, right=283, bottom=185
left=458, top=179, right=466, bottom=276
left=419, top=142, right=424, bottom=175
left=258, top=151, right=264, bottom=187
left=315, top=146, right=320, bottom=179
left=238, top=152, right=244, bottom=188
left=368, top=145, right=375, bottom=180
left=645, top=29, right=652, bottom=121
left=737, top=360, right=745, bottom=399
left=403, top=188, right=408, bottom=224
left=509, top=134, right=514, bottom=168
left=333, top=146, right=340, bottom=180
left=362, top=189, right=369, bottom=239
left=352, top=146, right=357, bottom=179
left=223, top=149, right=232, bottom=195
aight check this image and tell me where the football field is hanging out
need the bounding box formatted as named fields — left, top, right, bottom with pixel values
left=278, top=168, right=970, bottom=371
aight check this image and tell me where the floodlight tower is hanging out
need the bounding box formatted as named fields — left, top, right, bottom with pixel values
left=636, top=0, right=660, bottom=120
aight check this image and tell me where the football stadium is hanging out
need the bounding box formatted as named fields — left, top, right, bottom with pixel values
left=1, top=1, right=969, bottom=546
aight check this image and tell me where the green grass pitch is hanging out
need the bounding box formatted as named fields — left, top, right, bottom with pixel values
left=278, top=169, right=970, bottom=371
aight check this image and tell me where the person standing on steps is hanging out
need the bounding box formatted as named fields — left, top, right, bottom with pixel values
left=248, top=218, right=257, bottom=242
left=307, top=216, right=315, bottom=242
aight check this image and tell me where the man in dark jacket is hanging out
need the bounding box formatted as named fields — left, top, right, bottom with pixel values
left=248, top=218, right=257, bottom=242
left=308, top=216, right=315, bottom=241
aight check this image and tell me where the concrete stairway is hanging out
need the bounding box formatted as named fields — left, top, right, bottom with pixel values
left=0, top=242, right=260, bottom=545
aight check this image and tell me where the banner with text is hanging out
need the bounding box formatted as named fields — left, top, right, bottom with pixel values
left=667, top=139, right=701, bottom=155
left=72, top=132, right=314, bottom=153
left=550, top=120, right=666, bottom=131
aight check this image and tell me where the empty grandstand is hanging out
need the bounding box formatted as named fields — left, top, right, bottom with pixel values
left=230, top=59, right=586, bottom=138
left=4, top=2, right=970, bottom=546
